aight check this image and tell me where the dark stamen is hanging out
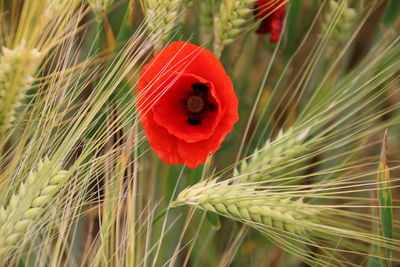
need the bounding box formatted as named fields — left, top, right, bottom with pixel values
left=183, top=83, right=215, bottom=126
left=186, top=95, right=204, bottom=113
left=187, top=117, right=201, bottom=125
left=192, top=83, right=209, bottom=93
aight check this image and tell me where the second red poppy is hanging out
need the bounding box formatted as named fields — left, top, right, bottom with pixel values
left=255, top=0, right=286, bottom=43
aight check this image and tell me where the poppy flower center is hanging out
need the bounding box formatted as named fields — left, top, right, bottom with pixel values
left=186, top=95, right=204, bottom=113
left=183, top=83, right=217, bottom=126
left=151, top=73, right=224, bottom=143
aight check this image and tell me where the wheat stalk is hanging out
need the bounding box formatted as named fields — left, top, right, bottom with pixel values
left=0, top=158, right=68, bottom=260
left=0, top=41, right=41, bottom=132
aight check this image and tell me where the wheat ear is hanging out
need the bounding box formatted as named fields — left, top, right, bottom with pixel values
left=172, top=179, right=318, bottom=235
left=142, top=0, right=183, bottom=50
left=0, top=42, right=41, bottom=132
left=199, top=0, right=216, bottom=44
left=0, top=158, right=68, bottom=259
left=322, top=0, right=356, bottom=42
left=237, top=127, right=311, bottom=182
left=213, top=0, right=256, bottom=57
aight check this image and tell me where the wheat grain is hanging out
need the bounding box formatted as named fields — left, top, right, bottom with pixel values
left=0, top=158, right=69, bottom=259
left=0, top=41, right=41, bottom=132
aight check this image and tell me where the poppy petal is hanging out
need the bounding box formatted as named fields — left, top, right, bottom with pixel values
left=254, top=0, right=286, bottom=43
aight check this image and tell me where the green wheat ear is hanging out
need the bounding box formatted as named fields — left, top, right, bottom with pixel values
left=213, top=0, right=257, bottom=57
left=199, top=0, right=215, bottom=43
left=142, top=0, right=183, bottom=50
left=0, top=158, right=68, bottom=259
left=236, top=127, right=310, bottom=182
left=172, top=178, right=318, bottom=235
left=322, top=0, right=357, bottom=43
left=0, top=42, right=41, bottom=132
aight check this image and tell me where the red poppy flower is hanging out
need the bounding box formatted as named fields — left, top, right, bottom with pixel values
left=137, top=41, right=239, bottom=168
left=254, top=0, right=286, bottom=43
